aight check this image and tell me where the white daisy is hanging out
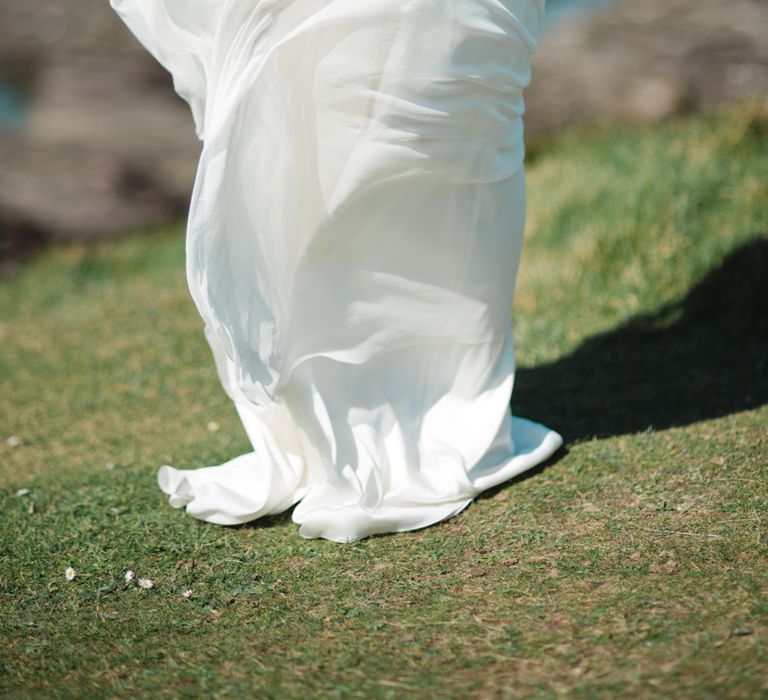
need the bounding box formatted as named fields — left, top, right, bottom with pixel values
left=65, top=566, right=76, bottom=581
left=138, top=577, right=153, bottom=590
left=207, top=421, right=220, bottom=432
left=105, top=462, right=115, bottom=470
left=6, top=436, right=21, bottom=448
left=124, top=570, right=135, bottom=582
left=182, top=589, right=193, bottom=598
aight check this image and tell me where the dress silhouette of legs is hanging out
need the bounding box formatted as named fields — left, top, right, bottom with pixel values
left=112, top=0, right=563, bottom=542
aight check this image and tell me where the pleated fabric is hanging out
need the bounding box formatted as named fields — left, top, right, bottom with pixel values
left=111, top=0, right=563, bottom=542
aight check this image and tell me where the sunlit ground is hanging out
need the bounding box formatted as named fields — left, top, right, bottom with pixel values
left=1, top=100, right=766, bottom=698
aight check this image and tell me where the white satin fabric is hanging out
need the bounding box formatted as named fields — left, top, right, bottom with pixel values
left=111, top=0, right=563, bottom=542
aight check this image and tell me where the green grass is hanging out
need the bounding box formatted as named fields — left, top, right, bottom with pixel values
left=1, top=100, right=766, bottom=698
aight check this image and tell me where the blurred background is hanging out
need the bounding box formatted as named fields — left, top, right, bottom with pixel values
left=0, top=0, right=766, bottom=273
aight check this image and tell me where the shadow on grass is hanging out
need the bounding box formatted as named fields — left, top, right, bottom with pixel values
left=513, top=235, right=768, bottom=444
left=233, top=509, right=296, bottom=532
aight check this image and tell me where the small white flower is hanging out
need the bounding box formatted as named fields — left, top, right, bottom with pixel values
left=65, top=567, right=76, bottom=581
left=181, top=589, right=193, bottom=598
left=124, top=570, right=135, bottom=582
left=207, top=421, right=220, bottom=432
left=6, top=436, right=21, bottom=448
left=138, top=577, right=153, bottom=590
left=105, top=462, right=115, bottom=470
left=15, top=488, right=30, bottom=497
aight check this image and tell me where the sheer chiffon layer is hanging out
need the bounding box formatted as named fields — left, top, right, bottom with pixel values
left=111, top=0, right=563, bottom=542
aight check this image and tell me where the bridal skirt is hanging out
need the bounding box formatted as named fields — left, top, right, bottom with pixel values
left=111, top=0, right=563, bottom=542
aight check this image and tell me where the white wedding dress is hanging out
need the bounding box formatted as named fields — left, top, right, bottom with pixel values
left=111, top=0, right=563, bottom=542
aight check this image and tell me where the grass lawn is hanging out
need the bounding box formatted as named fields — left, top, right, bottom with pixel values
left=1, top=100, right=766, bottom=698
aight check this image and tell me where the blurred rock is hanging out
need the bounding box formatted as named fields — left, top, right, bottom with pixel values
left=0, top=0, right=199, bottom=253
left=526, top=0, right=768, bottom=136
left=1, top=55, right=197, bottom=240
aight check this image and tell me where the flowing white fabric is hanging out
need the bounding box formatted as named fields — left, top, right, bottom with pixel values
left=111, top=0, right=563, bottom=542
